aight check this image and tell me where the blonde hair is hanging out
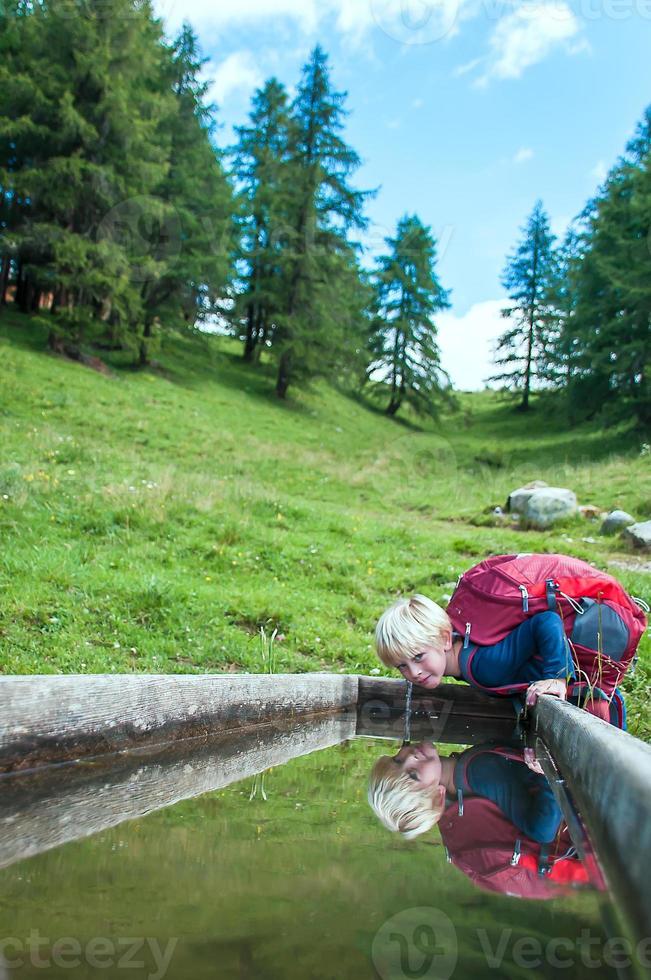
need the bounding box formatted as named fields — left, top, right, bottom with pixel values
left=375, top=594, right=452, bottom=668
left=368, top=756, right=445, bottom=840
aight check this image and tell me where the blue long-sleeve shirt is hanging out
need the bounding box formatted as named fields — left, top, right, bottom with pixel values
left=454, top=747, right=563, bottom=844
left=458, top=611, right=575, bottom=691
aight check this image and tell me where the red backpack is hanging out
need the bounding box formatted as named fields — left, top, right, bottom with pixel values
left=438, top=795, right=605, bottom=900
left=446, top=554, right=648, bottom=718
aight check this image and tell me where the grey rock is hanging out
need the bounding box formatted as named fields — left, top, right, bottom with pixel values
left=600, top=510, right=636, bottom=536
left=622, top=521, right=651, bottom=551
left=508, top=481, right=549, bottom=514
left=523, top=487, right=577, bottom=528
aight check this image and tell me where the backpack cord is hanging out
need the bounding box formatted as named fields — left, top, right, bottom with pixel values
left=558, top=592, right=585, bottom=615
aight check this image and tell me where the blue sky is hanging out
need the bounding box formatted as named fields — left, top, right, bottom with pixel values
left=155, top=0, right=651, bottom=388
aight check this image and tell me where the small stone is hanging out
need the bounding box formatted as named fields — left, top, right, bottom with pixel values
left=579, top=505, right=603, bottom=520
left=523, top=488, right=577, bottom=528
left=622, top=521, right=651, bottom=551
left=600, top=510, right=636, bottom=536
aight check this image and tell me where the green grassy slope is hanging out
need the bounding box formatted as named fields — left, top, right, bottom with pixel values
left=1, top=310, right=649, bottom=735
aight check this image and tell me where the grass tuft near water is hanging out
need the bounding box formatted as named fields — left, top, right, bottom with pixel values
left=1, top=309, right=649, bottom=736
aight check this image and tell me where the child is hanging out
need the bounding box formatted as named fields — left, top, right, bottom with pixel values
left=368, top=739, right=603, bottom=897
left=367, top=740, right=451, bottom=840
left=375, top=593, right=572, bottom=708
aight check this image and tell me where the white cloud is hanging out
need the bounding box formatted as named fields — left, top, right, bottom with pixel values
left=157, top=0, right=471, bottom=46
left=437, top=298, right=507, bottom=390
left=513, top=146, right=534, bottom=165
left=453, top=56, right=483, bottom=78
left=590, top=159, right=608, bottom=184
left=477, top=3, right=584, bottom=86
left=205, top=51, right=264, bottom=105
left=158, top=0, right=317, bottom=34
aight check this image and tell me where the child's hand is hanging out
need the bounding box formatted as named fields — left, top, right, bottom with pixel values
left=525, top=678, right=567, bottom=707
left=523, top=747, right=545, bottom=775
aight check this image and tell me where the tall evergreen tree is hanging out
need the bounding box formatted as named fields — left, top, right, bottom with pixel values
left=370, top=214, right=451, bottom=418
left=231, top=78, right=292, bottom=363
left=560, top=108, right=651, bottom=425
left=3, top=0, right=175, bottom=350
left=490, top=201, right=560, bottom=411
left=274, top=46, right=371, bottom=399
left=0, top=0, right=31, bottom=308
left=137, top=24, right=234, bottom=365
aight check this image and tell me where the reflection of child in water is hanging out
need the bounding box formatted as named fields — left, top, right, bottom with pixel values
left=368, top=739, right=560, bottom=840
left=369, top=739, right=602, bottom=896
left=368, top=742, right=456, bottom=839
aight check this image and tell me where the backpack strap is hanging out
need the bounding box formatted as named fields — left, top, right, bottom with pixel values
left=538, top=844, right=552, bottom=877
left=510, top=839, right=522, bottom=867
left=546, top=579, right=559, bottom=612
left=460, top=646, right=530, bottom=697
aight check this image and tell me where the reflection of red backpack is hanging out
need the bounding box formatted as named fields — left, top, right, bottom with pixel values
left=438, top=796, right=605, bottom=900
left=447, top=554, right=648, bottom=722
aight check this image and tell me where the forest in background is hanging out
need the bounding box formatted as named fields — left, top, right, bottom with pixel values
left=1, top=0, right=650, bottom=425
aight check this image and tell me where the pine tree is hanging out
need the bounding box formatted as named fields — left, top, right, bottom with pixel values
left=274, top=46, right=371, bottom=399
left=3, top=0, right=175, bottom=350
left=490, top=201, right=560, bottom=411
left=137, top=23, right=234, bottom=365
left=370, top=214, right=451, bottom=418
left=0, top=0, right=33, bottom=309
left=560, top=108, right=651, bottom=425
left=231, top=78, right=292, bottom=363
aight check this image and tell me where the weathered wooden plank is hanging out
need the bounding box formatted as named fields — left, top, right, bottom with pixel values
left=0, top=713, right=356, bottom=870
left=532, top=696, right=651, bottom=943
left=0, top=674, right=359, bottom=773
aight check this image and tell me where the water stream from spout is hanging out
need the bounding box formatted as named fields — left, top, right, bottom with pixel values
left=404, top=681, right=413, bottom=744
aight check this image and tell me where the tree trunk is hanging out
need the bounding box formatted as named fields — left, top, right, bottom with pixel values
left=521, top=232, right=539, bottom=412
left=0, top=255, right=10, bottom=307
left=52, top=285, right=74, bottom=315
left=48, top=330, right=64, bottom=353
left=14, top=262, right=25, bottom=311
left=276, top=349, right=291, bottom=399
left=520, top=320, right=534, bottom=412
left=21, top=279, right=35, bottom=315
left=243, top=302, right=257, bottom=362
left=252, top=307, right=267, bottom=364
left=139, top=321, right=152, bottom=367
left=385, top=396, right=401, bottom=417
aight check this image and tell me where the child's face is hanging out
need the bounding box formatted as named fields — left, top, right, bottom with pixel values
left=394, top=642, right=447, bottom=689
left=392, top=740, right=442, bottom=789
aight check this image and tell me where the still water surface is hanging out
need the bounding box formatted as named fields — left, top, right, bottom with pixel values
left=0, top=722, right=622, bottom=979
